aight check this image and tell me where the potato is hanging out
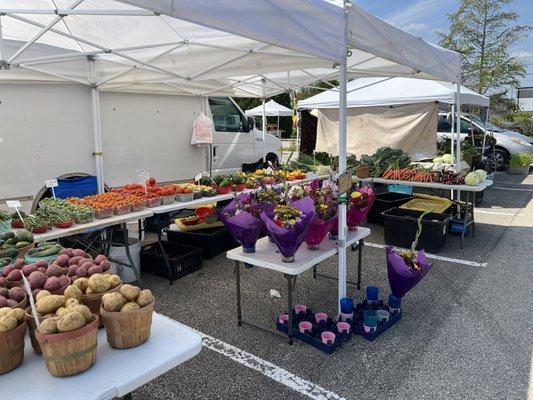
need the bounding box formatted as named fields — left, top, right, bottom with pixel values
left=64, top=285, right=82, bottom=301
left=107, top=274, right=122, bottom=288
left=69, top=305, right=92, bottom=323
left=120, top=284, right=140, bottom=301
left=0, top=316, right=17, bottom=332
left=87, top=265, right=103, bottom=276
left=8, top=287, right=25, bottom=303
left=38, top=317, right=58, bottom=334
left=7, top=269, right=22, bottom=281
left=65, top=298, right=79, bottom=308
left=36, top=295, right=65, bottom=315
left=44, top=276, right=61, bottom=292
left=28, top=271, right=47, bottom=289
left=73, top=277, right=89, bottom=293
left=6, top=299, right=18, bottom=307
left=102, top=292, right=125, bottom=312
left=120, top=302, right=140, bottom=312
left=88, top=274, right=110, bottom=294
left=10, top=307, right=24, bottom=322
left=0, top=307, right=13, bottom=318
left=55, top=307, right=68, bottom=317
left=57, top=311, right=85, bottom=332
left=35, top=290, right=51, bottom=302
left=45, top=264, right=63, bottom=278
left=85, top=287, right=94, bottom=295
left=55, top=254, right=70, bottom=267
left=136, top=289, right=155, bottom=308
left=0, top=296, right=7, bottom=308
left=58, top=275, right=70, bottom=288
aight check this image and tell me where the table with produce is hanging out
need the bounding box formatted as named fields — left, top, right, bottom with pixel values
left=0, top=248, right=202, bottom=399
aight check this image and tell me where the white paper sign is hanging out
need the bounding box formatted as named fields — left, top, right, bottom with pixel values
left=45, top=179, right=58, bottom=188
left=6, top=200, right=22, bottom=208
left=136, top=169, right=149, bottom=194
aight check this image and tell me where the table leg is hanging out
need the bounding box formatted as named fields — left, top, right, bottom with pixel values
left=471, top=192, right=476, bottom=238
left=357, top=239, right=363, bottom=290
left=121, top=393, right=132, bottom=400
left=155, top=214, right=174, bottom=285
left=137, top=219, right=142, bottom=242
left=121, top=223, right=142, bottom=286
left=461, top=193, right=471, bottom=249
left=284, top=274, right=297, bottom=345
left=313, top=265, right=317, bottom=279
left=235, top=260, right=242, bottom=327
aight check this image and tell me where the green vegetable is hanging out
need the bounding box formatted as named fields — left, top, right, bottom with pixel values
left=0, top=210, right=10, bottom=222
left=360, top=147, right=411, bottom=177
left=0, top=248, right=18, bottom=258
left=15, top=241, right=30, bottom=249
left=473, top=169, right=487, bottom=181
left=509, top=153, right=532, bottom=167
left=464, top=171, right=481, bottom=186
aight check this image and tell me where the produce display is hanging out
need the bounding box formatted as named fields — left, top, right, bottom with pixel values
left=35, top=292, right=93, bottom=333
left=25, top=241, right=64, bottom=262
left=0, top=210, right=12, bottom=232
left=0, top=306, right=25, bottom=333
left=0, top=230, right=34, bottom=267
left=101, top=284, right=154, bottom=312
left=0, top=285, right=26, bottom=308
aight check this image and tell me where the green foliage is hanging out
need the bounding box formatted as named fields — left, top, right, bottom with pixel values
left=359, top=147, right=411, bottom=177
left=509, top=152, right=532, bottom=167
left=438, top=0, right=531, bottom=98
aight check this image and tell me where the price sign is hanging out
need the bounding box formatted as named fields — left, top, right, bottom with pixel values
left=337, top=172, right=352, bottom=196
left=6, top=200, right=24, bottom=223
left=45, top=179, right=59, bottom=198
left=136, top=169, right=149, bottom=194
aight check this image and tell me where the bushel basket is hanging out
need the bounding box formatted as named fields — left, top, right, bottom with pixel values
left=0, top=320, right=26, bottom=374
left=36, top=315, right=99, bottom=377
left=81, top=284, right=122, bottom=328
left=100, top=300, right=155, bottom=349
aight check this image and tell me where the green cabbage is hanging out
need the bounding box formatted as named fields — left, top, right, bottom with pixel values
left=464, top=172, right=481, bottom=186
left=432, top=156, right=444, bottom=163
left=473, top=169, right=487, bottom=181
left=441, top=154, right=454, bottom=164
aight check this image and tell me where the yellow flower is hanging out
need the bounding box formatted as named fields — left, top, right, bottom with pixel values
left=351, top=192, right=362, bottom=199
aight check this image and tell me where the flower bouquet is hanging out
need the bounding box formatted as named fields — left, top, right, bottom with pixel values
left=218, top=193, right=263, bottom=253
left=346, top=186, right=375, bottom=231
left=261, top=201, right=314, bottom=263
left=303, top=187, right=338, bottom=250
left=386, top=210, right=432, bottom=298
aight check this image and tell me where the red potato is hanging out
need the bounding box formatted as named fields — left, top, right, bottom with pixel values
left=6, top=299, right=18, bottom=307
left=59, top=248, right=73, bottom=257
left=94, top=255, right=108, bottom=265
left=2, top=265, right=15, bottom=278
left=0, top=277, right=6, bottom=287
left=87, top=265, right=102, bottom=276
left=58, top=275, right=70, bottom=288
left=100, top=260, right=112, bottom=272
left=67, top=265, right=78, bottom=277
left=7, top=269, right=22, bottom=281
left=77, top=258, right=92, bottom=267
left=55, top=254, right=70, bottom=267
left=0, top=287, right=8, bottom=297
left=13, top=259, right=26, bottom=269
left=80, top=262, right=95, bottom=272
left=46, top=264, right=63, bottom=278
left=35, top=260, right=49, bottom=269
left=0, top=295, right=7, bottom=308
left=8, top=287, right=25, bottom=302
left=32, top=288, right=42, bottom=299
left=21, top=264, right=37, bottom=277
left=28, top=271, right=46, bottom=289
left=44, top=276, right=60, bottom=292
left=68, top=256, right=83, bottom=266
left=37, top=267, right=46, bottom=274
left=71, top=249, right=86, bottom=258
left=76, top=266, right=88, bottom=278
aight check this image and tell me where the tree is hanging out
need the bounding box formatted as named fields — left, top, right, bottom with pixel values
left=438, top=0, right=531, bottom=96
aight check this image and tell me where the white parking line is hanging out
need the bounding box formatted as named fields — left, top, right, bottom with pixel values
left=364, top=242, right=487, bottom=267
left=197, top=330, right=346, bottom=400
left=490, top=186, right=533, bottom=192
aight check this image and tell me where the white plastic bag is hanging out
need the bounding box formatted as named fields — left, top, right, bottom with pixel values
left=191, top=112, right=213, bottom=145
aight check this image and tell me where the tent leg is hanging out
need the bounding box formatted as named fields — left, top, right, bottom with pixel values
left=337, top=3, right=348, bottom=315
left=91, top=87, right=104, bottom=193
left=0, top=16, right=4, bottom=63
left=481, top=109, right=489, bottom=161
left=261, top=79, right=266, bottom=160
left=450, top=103, right=455, bottom=200
left=455, top=80, right=462, bottom=205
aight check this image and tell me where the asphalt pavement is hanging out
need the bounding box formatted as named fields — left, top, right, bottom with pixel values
left=130, top=171, right=531, bottom=400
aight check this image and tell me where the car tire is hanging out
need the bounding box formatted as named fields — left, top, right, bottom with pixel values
left=489, top=148, right=509, bottom=171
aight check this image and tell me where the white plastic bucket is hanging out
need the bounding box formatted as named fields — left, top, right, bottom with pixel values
left=109, top=238, right=141, bottom=283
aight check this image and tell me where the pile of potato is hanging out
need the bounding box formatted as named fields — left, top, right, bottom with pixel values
left=102, top=284, right=154, bottom=313
left=0, top=307, right=25, bottom=333
left=73, top=273, right=122, bottom=296
left=35, top=287, right=93, bottom=334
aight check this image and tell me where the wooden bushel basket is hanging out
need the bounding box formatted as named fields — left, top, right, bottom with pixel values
left=81, top=284, right=122, bottom=328
left=25, top=307, right=48, bottom=354
left=36, top=315, right=99, bottom=377
left=0, top=320, right=27, bottom=374
left=100, top=300, right=155, bottom=349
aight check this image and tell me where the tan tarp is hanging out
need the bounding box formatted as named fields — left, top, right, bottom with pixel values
left=314, top=103, right=438, bottom=160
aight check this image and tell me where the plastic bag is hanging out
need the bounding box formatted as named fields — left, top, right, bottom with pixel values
left=191, top=112, right=213, bottom=145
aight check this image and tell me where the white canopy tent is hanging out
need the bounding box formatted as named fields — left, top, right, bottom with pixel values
left=246, top=99, right=293, bottom=143
left=0, top=0, right=460, bottom=310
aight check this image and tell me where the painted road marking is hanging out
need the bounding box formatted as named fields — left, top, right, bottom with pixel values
left=490, top=186, right=533, bottom=192
left=365, top=242, right=488, bottom=267
left=196, top=330, right=346, bottom=400
left=476, top=209, right=517, bottom=216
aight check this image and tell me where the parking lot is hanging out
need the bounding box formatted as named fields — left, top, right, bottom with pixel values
left=129, top=171, right=532, bottom=400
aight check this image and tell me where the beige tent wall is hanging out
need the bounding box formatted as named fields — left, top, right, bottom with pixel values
left=314, top=103, right=438, bottom=160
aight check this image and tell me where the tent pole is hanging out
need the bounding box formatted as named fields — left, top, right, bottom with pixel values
left=455, top=81, right=462, bottom=169
left=261, top=78, right=267, bottom=160
left=0, top=16, right=4, bottom=63
left=89, top=58, right=104, bottom=193
left=450, top=103, right=455, bottom=200
left=481, top=108, right=489, bottom=161
left=337, top=0, right=349, bottom=315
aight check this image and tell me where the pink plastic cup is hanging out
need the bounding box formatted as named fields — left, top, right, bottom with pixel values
left=315, top=312, right=328, bottom=324
left=299, top=321, right=312, bottom=334
left=321, top=331, right=336, bottom=345
left=278, top=314, right=289, bottom=325
left=337, top=321, right=351, bottom=334
left=294, top=304, right=307, bottom=315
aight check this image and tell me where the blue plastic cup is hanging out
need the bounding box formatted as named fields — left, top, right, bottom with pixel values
left=363, top=310, right=378, bottom=327
left=340, top=297, right=354, bottom=314
left=366, top=286, right=379, bottom=302
left=388, top=294, right=401, bottom=309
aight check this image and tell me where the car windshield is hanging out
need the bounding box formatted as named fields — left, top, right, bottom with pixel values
left=469, top=115, right=504, bottom=132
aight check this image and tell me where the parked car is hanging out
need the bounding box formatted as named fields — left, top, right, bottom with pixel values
left=437, top=113, right=533, bottom=170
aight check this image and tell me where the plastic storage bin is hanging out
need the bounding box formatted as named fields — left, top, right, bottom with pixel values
left=166, top=226, right=237, bottom=260
left=387, top=184, right=413, bottom=195
left=93, top=206, right=114, bottom=219
left=367, top=192, right=415, bottom=225
left=140, top=241, right=202, bottom=282
left=382, top=208, right=451, bottom=253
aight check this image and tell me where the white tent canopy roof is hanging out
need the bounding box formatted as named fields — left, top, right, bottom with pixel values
left=245, top=100, right=292, bottom=117
left=0, top=0, right=460, bottom=97
left=298, top=77, right=489, bottom=109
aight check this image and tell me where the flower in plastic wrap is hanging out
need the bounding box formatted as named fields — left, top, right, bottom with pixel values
left=261, top=197, right=315, bottom=259
left=386, top=246, right=432, bottom=298
left=346, top=186, right=375, bottom=229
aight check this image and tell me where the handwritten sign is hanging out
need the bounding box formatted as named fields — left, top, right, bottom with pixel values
left=6, top=200, right=24, bottom=223
left=337, top=172, right=352, bottom=196
left=45, top=179, right=59, bottom=198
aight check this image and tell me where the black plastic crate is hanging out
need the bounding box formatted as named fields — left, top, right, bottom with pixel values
left=382, top=208, right=451, bottom=253
left=166, top=226, right=237, bottom=260
left=140, top=241, right=202, bottom=282
left=367, top=192, right=415, bottom=225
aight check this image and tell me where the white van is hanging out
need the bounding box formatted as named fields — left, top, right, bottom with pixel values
left=0, top=84, right=281, bottom=199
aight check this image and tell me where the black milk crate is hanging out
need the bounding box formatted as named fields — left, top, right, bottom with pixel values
left=166, top=226, right=237, bottom=260
left=382, top=208, right=451, bottom=253
left=140, top=241, right=202, bottom=282
left=367, top=192, right=415, bottom=225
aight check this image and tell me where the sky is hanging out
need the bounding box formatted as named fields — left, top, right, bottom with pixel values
left=353, top=0, right=533, bottom=94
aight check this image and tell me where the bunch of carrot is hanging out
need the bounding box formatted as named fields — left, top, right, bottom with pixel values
left=382, top=168, right=437, bottom=183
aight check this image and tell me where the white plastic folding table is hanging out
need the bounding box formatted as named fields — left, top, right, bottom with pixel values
left=226, top=227, right=371, bottom=344
left=4, top=313, right=202, bottom=400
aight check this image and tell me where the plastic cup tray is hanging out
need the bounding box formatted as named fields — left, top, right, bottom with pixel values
left=341, top=300, right=402, bottom=342
left=276, top=308, right=351, bottom=354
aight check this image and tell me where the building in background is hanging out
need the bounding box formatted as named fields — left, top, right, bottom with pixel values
left=517, top=87, right=533, bottom=112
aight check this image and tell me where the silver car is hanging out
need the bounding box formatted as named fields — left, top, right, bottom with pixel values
left=437, top=113, right=533, bottom=170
